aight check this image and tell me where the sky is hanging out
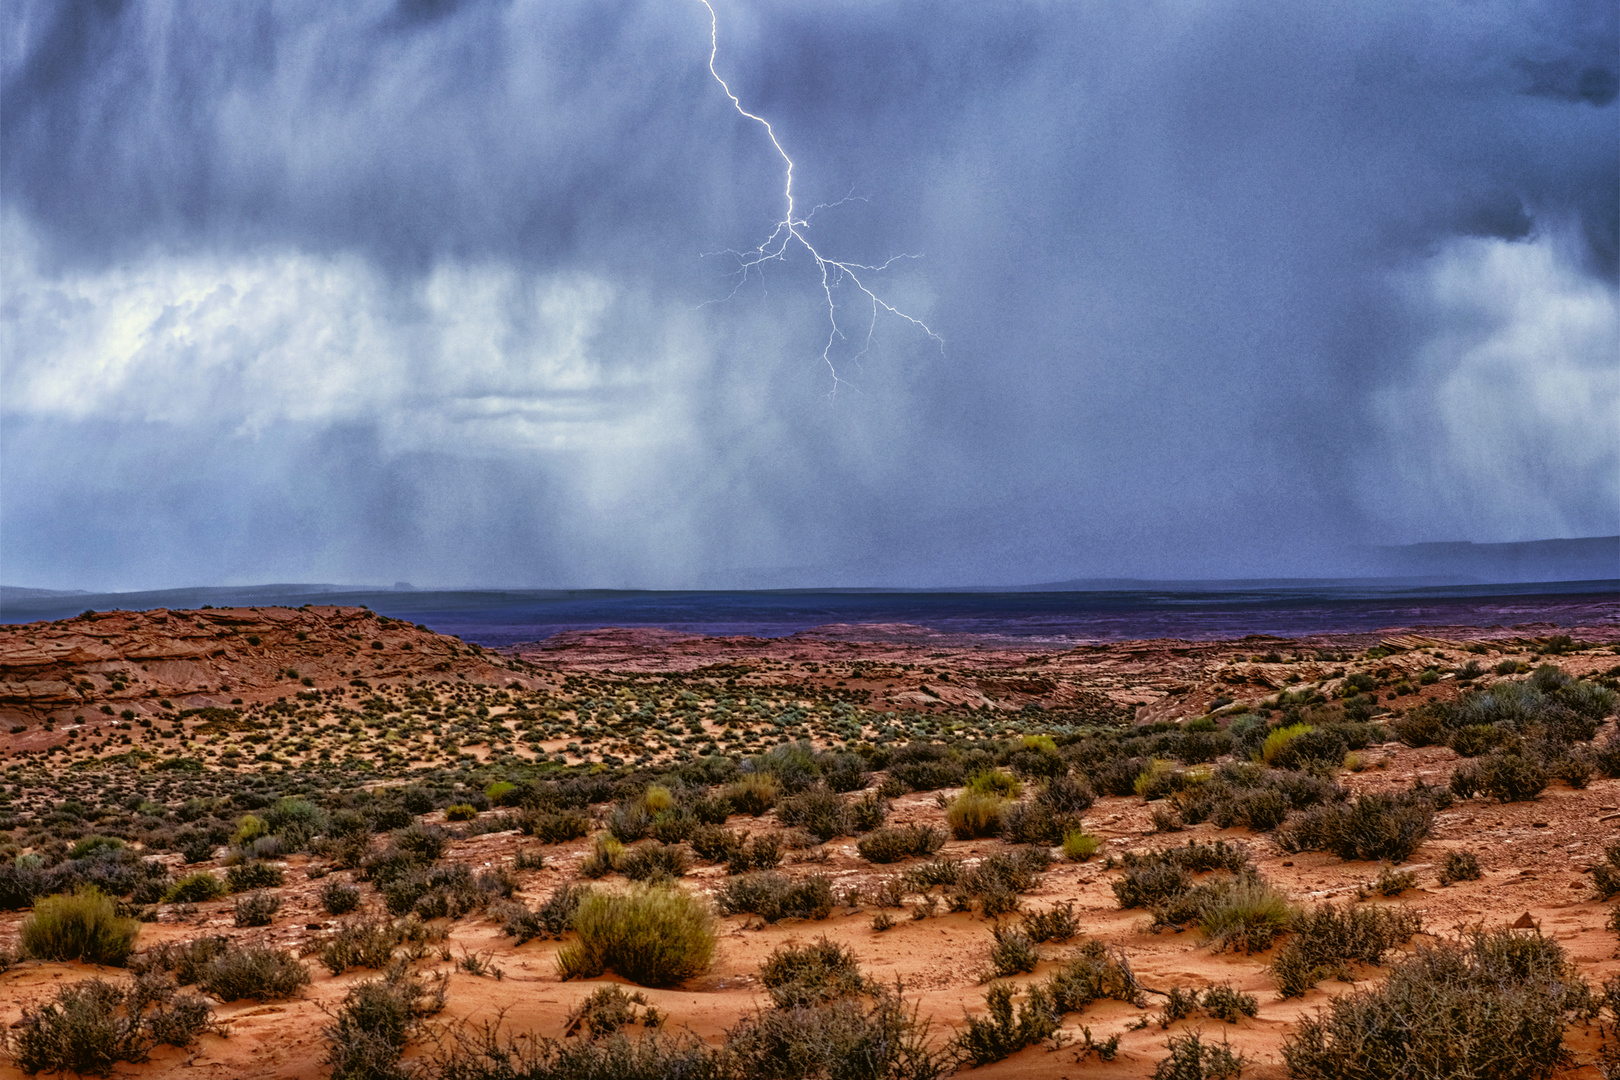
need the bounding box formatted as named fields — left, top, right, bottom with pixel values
left=1, top=0, right=1616, bottom=591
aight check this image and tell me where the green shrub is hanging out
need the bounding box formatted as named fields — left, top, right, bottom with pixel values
left=519, top=809, right=592, bottom=845
left=232, top=814, right=268, bottom=848
left=233, top=890, right=280, bottom=927
left=649, top=809, right=698, bottom=845
left=946, top=790, right=1006, bottom=839
left=22, top=888, right=139, bottom=966
left=321, top=917, right=404, bottom=975
left=4, top=974, right=215, bottom=1075
left=1260, top=723, right=1313, bottom=765
left=985, top=925, right=1041, bottom=979
left=726, top=773, right=781, bottom=816
left=1062, top=829, right=1102, bottom=861
left=1152, top=1031, right=1246, bottom=1080
left=1282, top=930, right=1592, bottom=1079
left=966, top=769, right=1023, bottom=799
left=776, top=786, right=855, bottom=842
left=68, top=837, right=126, bottom=860
left=1196, top=876, right=1296, bottom=953
left=498, top=883, right=592, bottom=944
left=717, top=872, right=836, bottom=923
left=323, top=965, right=446, bottom=1080
left=951, top=982, right=1059, bottom=1068
left=1134, top=758, right=1182, bottom=800
left=444, top=804, right=478, bottom=822
left=320, top=878, right=362, bottom=915
left=580, top=834, right=625, bottom=878
left=1438, top=850, right=1482, bottom=886
left=556, top=884, right=716, bottom=987
left=1274, top=792, right=1433, bottom=863
left=195, top=945, right=310, bottom=1002
left=617, top=842, right=690, bottom=882
left=857, top=825, right=945, bottom=864
left=1270, top=902, right=1423, bottom=997
left=164, top=871, right=226, bottom=904
left=759, top=937, right=869, bottom=1008
left=263, top=797, right=327, bottom=848
left=225, top=861, right=284, bottom=893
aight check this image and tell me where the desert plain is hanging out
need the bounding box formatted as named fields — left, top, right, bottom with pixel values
left=0, top=601, right=1616, bottom=1078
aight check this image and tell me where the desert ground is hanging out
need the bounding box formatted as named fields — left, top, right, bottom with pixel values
left=0, top=604, right=1616, bottom=1078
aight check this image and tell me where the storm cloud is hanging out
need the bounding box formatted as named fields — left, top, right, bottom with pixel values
left=2, top=0, right=1615, bottom=589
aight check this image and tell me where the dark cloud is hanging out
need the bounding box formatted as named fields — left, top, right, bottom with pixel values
left=1, top=0, right=1614, bottom=590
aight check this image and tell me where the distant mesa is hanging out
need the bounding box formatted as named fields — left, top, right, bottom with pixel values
left=1362, top=535, right=1618, bottom=584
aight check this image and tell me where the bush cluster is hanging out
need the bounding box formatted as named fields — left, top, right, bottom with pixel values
left=716, top=871, right=836, bottom=923
left=3, top=973, right=216, bottom=1075
left=497, top=883, right=591, bottom=944
left=1274, top=791, right=1434, bottom=863
left=1282, top=930, right=1594, bottom=1078
left=857, top=825, right=946, bottom=864
left=556, top=884, right=716, bottom=987
left=324, top=964, right=447, bottom=1080
left=953, top=941, right=1141, bottom=1067
left=1270, top=902, right=1423, bottom=997
left=21, top=888, right=139, bottom=966
left=136, top=939, right=310, bottom=1002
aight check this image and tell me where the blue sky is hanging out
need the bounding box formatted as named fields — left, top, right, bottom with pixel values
left=2, top=0, right=1615, bottom=589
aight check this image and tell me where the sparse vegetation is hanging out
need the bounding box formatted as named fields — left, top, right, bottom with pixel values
left=3, top=974, right=217, bottom=1076
left=324, top=964, right=447, bottom=1080
left=1270, top=902, right=1423, bottom=997
left=1282, top=930, right=1593, bottom=1079
left=3, top=603, right=1613, bottom=1078
left=717, top=871, right=836, bottom=923
left=1274, top=792, right=1434, bottom=863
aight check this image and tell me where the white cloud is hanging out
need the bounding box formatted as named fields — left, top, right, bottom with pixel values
left=0, top=218, right=701, bottom=458
left=1362, top=228, right=1619, bottom=541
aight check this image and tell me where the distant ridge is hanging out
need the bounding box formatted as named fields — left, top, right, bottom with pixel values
left=1362, top=535, right=1618, bottom=583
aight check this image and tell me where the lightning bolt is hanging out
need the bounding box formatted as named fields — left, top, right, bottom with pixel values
left=697, top=0, right=942, bottom=391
